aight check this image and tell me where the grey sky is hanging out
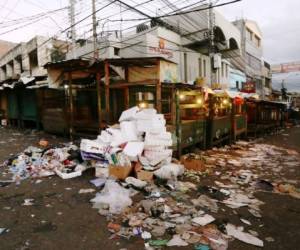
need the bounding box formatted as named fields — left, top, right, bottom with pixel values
left=0, top=0, right=299, bottom=65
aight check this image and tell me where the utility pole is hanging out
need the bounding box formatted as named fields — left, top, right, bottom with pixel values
left=92, top=0, right=98, bottom=59
left=208, top=0, right=216, bottom=88
left=69, top=0, right=76, bottom=59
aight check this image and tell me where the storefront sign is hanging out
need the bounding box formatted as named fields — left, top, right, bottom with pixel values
left=241, top=81, right=256, bottom=93
left=149, top=38, right=174, bottom=59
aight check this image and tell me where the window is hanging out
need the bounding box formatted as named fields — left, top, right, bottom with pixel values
left=246, top=28, right=253, bottom=41
left=198, top=58, right=202, bottom=77
left=114, top=47, right=120, bottom=56
left=203, top=59, right=206, bottom=77
left=29, top=49, right=38, bottom=71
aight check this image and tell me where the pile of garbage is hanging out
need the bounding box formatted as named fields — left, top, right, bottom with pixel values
left=1, top=107, right=300, bottom=249
left=80, top=106, right=177, bottom=181
left=2, top=144, right=87, bottom=183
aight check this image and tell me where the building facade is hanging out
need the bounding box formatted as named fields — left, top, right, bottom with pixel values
left=231, top=19, right=264, bottom=96
left=67, top=6, right=241, bottom=89
left=0, top=36, right=68, bottom=83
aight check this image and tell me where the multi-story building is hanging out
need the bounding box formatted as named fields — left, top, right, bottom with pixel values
left=67, top=6, right=241, bottom=89
left=262, top=61, right=272, bottom=98
left=231, top=19, right=264, bottom=96
left=0, top=36, right=68, bottom=83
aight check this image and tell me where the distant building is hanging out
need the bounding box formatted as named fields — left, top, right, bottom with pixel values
left=231, top=19, right=264, bottom=96
left=262, top=61, right=272, bottom=98
left=0, top=36, right=68, bottom=83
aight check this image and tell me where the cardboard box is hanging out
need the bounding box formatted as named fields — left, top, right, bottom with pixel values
left=136, top=170, right=154, bottom=182
left=181, top=157, right=206, bottom=172
left=109, top=165, right=132, bottom=180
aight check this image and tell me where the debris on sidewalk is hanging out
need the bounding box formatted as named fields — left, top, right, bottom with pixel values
left=22, top=199, right=34, bottom=206
left=226, top=223, right=264, bottom=247
left=79, top=188, right=95, bottom=194
left=0, top=228, right=8, bottom=235
left=1, top=107, right=299, bottom=249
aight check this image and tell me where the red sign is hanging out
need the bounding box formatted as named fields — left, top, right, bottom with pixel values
left=241, top=81, right=256, bottom=93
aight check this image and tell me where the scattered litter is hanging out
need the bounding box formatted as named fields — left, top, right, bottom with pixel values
left=91, top=180, right=132, bottom=214
left=265, top=236, right=275, bottom=242
left=79, top=188, right=95, bottom=194
left=125, top=177, right=147, bottom=188
left=0, top=228, right=7, bottom=235
left=153, top=163, right=184, bottom=180
left=192, top=214, right=215, bottom=226
left=226, top=223, right=264, bottom=247
left=22, top=199, right=34, bottom=206
left=240, top=218, right=252, bottom=225
left=90, top=178, right=106, bottom=188
left=141, top=231, right=152, bottom=240
left=166, top=234, right=188, bottom=247
left=195, top=244, right=210, bottom=250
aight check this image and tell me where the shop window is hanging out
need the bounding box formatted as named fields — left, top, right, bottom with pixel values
left=114, top=47, right=120, bottom=56
left=203, top=59, right=206, bottom=77
left=198, top=58, right=202, bottom=77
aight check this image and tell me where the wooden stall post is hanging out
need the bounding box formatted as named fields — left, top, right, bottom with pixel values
left=96, top=71, right=102, bottom=133
left=124, top=66, right=129, bottom=109
left=156, top=59, right=162, bottom=113
left=231, top=98, right=236, bottom=142
left=171, top=85, right=176, bottom=126
left=68, top=71, right=74, bottom=141
left=124, top=87, right=129, bottom=109
left=175, top=89, right=182, bottom=157
left=104, top=60, right=110, bottom=125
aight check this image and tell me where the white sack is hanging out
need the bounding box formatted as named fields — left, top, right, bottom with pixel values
left=154, top=163, right=184, bottom=180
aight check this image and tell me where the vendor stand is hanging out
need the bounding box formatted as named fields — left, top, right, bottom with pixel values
left=106, top=57, right=207, bottom=157
left=230, top=93, right=247, bottom=141
left=246, top=99, right=286, bottom=137
left=206, top=91, right=233, bottom=148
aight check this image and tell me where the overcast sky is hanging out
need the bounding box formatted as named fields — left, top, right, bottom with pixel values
left=218, top=0, right=300, bottom=64
left=0, top=0, right=299, bottom=65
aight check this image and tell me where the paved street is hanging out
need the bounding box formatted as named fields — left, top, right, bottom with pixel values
left=0, top=126, right=299, bottom=250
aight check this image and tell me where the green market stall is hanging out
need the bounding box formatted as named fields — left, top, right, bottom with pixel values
left=206, top=90, right=233, bottom=148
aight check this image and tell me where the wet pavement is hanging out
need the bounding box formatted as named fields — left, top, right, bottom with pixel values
left=0, top=126, right=299, bottom=250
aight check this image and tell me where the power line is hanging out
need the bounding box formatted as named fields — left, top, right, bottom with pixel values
left=106, top=0, right=242, bottom=22
left=0, top=7, right=69, bottom=27
left=0, top=1, right=118, bottom=65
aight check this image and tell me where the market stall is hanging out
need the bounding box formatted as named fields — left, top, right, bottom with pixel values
left=206, top=90, right=233, bottom=148
left=230, top=92, right=247, bottom=141
left=44, top=59, right=114, bottom=138
left=246, top=99, right=287, bottom=137
left=106, top=57, right=207, bottom=157
left=0, top=79, right=43, bottom=129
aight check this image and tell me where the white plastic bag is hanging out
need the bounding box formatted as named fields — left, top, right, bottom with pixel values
left=154, top=163, right=184, bottom=180
left=90, top=180, right=132, bottom=214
